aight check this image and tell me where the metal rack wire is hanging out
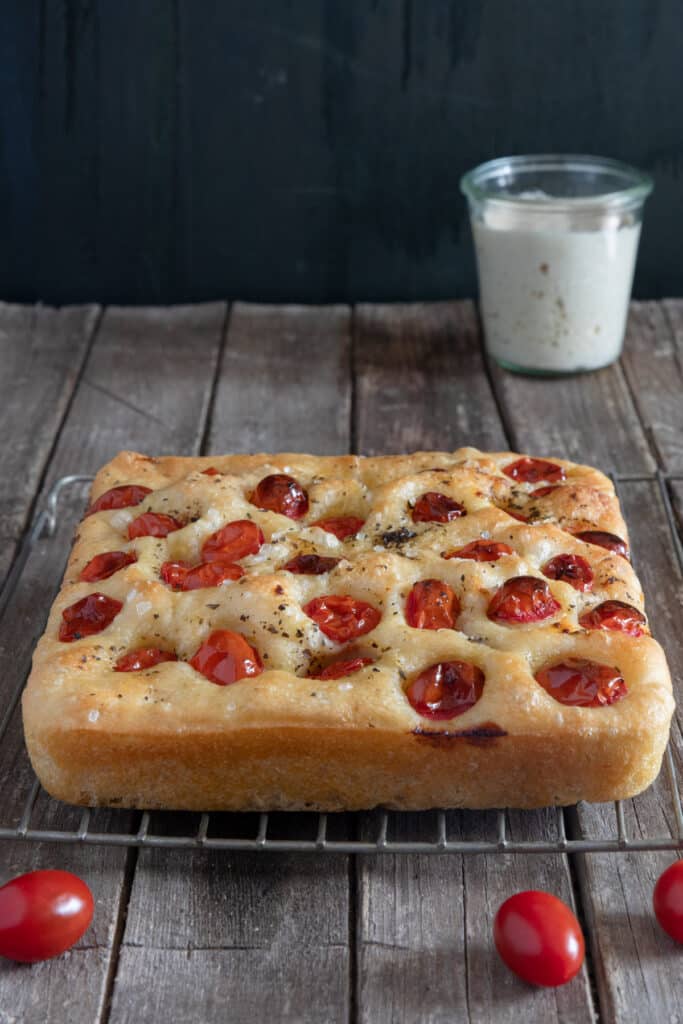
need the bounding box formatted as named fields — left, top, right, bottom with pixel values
left=0, top=473, right=680, bottom=855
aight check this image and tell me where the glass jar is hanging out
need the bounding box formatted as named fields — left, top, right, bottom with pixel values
left=460, top=155, right=653, bottom=374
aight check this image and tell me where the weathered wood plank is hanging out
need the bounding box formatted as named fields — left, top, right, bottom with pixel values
left=573, top=481, right=683, bottom=1024
left=355, top=301, right=507, bottom=454
left=620, top=302, right=683, bottom=473
left=208, top=303, right=351, bottom=454
left=488, top=344, right=655, bottom=475
left=354, top=302, right=594, bottom=1023
left=110, top=305, right=353, bottom=1024
left=494, top=350, right=681, bottom=1023
left=0, top=303, right=226, bottom=1024
left=0, top=302, right=99, bottom=586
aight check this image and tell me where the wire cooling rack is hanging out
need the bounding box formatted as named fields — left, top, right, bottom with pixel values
left=0, top=473, right=681, bottom=855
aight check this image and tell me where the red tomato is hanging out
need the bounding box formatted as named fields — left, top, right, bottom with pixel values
left=190, top=630, right=263, bottom=686
left=573, top=530, right=629, bottom=560
left=444, top=539, right=513, bottom=562
left=578, top=600, right=647, bottom=637
left=202, top=520, right=264, bottom=562
left=541, top=553, right=594, bottom=592
left=312, top=516, right=365, bottom=540
left=531, top=485, right=560, bottom=498
left=535, top=658, right=627, bottom=707
left=310, top=657, right=374, bottom=680
left=303, top=595, right=381, bottom=643
left=411, top=492, right=466, bottom=523
left=406, top=660, right=484, bottom=719
left=653, top=860, right=683, bottom=944
left=79, top=549, right=137, bottom=582
left=0, top=870, right=94, bottom=963
left=86, top=484, right=151, bottom=516
left=202, top=467, right=220, bottom=475
left=488, top=577, right=560, bottom=625
left=250, top=474, right=308, bottom=519
left=59, top=593, right=123, bottom=642
left=282, top=554, right=340, bottom=575
left=503, top=458, right=566, bottom=485
left=115, top=647, right=178, bottom=672
left=161, top=560, right=244, bottom=591
left=405, top=579, right=459, bottom=630
left=128, top=512, right=183, bottom=539
left=494, top=890, right=585, bottom=987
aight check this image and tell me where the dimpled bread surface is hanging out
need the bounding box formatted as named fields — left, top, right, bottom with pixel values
left=22, top=448, right=674, bottom=810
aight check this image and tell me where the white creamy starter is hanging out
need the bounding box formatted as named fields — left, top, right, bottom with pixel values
left=473, top=202, right=640, bottom=373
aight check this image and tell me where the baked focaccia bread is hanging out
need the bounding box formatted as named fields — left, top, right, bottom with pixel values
left=22, top=448, right=674, bottom=810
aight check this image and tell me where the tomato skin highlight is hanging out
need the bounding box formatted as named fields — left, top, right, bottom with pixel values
left=0, top=870, right=94, bottom=963
left=653, top=861, right=683, bottom=944
left=493, top=890, right=585, bottom=987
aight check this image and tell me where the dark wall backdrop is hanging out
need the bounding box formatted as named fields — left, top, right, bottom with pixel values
left=1, top=0, right=683, bottom=305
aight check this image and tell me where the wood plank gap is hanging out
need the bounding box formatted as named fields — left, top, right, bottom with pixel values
left=198, top=302, right=232, bottom=455
left=0, top=304, right=103, bottom=590
left=348, top=845, right=359, bottom=1024
left=98, top=845, right=140, bottom=1024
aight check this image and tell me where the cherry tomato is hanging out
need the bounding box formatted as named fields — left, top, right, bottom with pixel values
left=493, top=890, right=585, bottom=987
left=202, top=520, right=264, bottom=563
left=303, top=595, right=381, bottom=643
left=59, top=593, right=123, bottom=642
left=535, top=658, right=627, bottom=707
left=86, top=484, right=151, bottom=516
left=406, top=660, right=484, bottom=719
left=282, top=554, right=340, bottom=575
left=488, top=577, right=560, bottom=625
left=202, top=467, right=220, bottom=475
left=573, top=530, right=629, bottom=560
left=160, top=560, right=244, bottom=591
left=531, top=485, right=560, bottom=498
left=444, top=539, right=513, bottom=562
left=578, top=600, right=647, bottom=637
left=653, top=860, right=683, bottom=944
left=503, top=458, right=566, bottom=485
left=115, top=647, right=178, bottom=672
left=190, top=630, right=263, bottom=686
left=0, top=870, right=94, bottom=963
left=310, top=657, right=374, bottom=680
left=541, top=553, right=594, bottom=592
left=412, top=492, right=466, bottom=523
left=128, top=512, right=183, bottom=540
left=405, top=579, right=459, bottom=630
left=312, top=516, right=365, bottom=540
left=250, top=474, right=308, bottom=519
left=79, top=550, right=137, bottom=582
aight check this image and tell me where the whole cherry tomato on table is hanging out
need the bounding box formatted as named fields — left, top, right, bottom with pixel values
left=0, top=870, right=94, bottom=962
left=653, top=860, right=683, bottom=944
left=493, top=890, right=585, bottom=987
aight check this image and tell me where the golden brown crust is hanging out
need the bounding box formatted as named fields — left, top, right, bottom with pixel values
left=22, top=448, right=674, bottom=810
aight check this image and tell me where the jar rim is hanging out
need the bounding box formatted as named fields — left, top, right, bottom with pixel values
left=460, top=154, right=653, bottom=213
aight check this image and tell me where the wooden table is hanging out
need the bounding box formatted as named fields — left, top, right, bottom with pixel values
left=0, top=299, right=681, bottom=1023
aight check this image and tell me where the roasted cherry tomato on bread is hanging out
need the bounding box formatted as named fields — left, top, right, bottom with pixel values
left=59, top=593, right=123, bottom=642
left=405, top=579, right=459, bottom=630
left=202, top=520, right=264, bottom=563
left=86, top=484, right=151, bottom=516
left=488, top=576, right=560, bottom=625
left=190, top=630, right=263, bottom=687
left=444, top=539, right=513, bottom=562
left=535, top=658, right=627, bottom=707
left=579, top=600, right=647, bottom=637
left=310, top=657, right=374, bottom=680
left=79, top=550, right=137, bottom=583
left=503, top=458, right=566, bottom=485
left=0, top=870, right=94, bottom=963
left=541, top=553, right=594, bottom=592
left=406, top=660, right=484, bottom=719
left=282, top=554, right=340, bottom=575
left=493, top=890, right=585, bottom=987
left=573, top=529, right=629, bottom=560
left=128, top=512, right=183, bottom=540
left=303, top=595, right=381, bottom=643
left=250, top=474, right=308, bottom=519
left=411, top=492, right=466, bottom=523
left=311, top=516, right=365, bottom=540
left=653, top=860, right=683, bottom=944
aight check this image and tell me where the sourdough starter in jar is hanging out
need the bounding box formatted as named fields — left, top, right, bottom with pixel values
left=473, top=206, right=641, bottom=373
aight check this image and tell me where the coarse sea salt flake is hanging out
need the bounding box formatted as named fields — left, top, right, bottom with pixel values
left=88, top=709, right=99, bottom=723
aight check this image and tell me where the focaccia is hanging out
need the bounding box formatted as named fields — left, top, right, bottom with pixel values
left=22, top=448, right=674, bottom=810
